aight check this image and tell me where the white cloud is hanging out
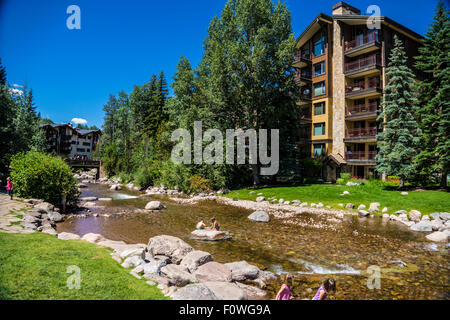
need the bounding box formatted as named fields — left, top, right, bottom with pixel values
left=12, top=83, right=24, bottom=88
left=9, top=88, right=23, bottom=96
left=71, top=118, right=88, bottom=125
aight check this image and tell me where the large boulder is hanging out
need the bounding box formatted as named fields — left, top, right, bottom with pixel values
left=147, top=235, right=193, bottom=264
left=203, top=282, right=248, bottom=300
left=171, top=284, right=220, bottom=300
left=248, top=211, right=270, bottom=222
left=409, top=210, right=422, bottom=223
left=81, top=233, right=106, bottom=243
left=180, top=250, right=213, bottom=273
left=57, top=232, right=80, bottom=241
left=224, top=261, right=260, bottom=281
left=235, top=282, right=267, bottom=298
left=122, top=256, right=145, bottom=268
left=190, top=229, right=230, bottom=241
left=47, top=211, right=63, bottom=222
left=426, top=231, right=448, bottom=242
left=410, top=221, right=433, bottom=232
left=145, top=201, right=164, bottom=210
left=143, top=259, right=167, bottom=275
left=194, top=262, right=232, bottom=283
left=160, top=264, right=196, bottom=287
left=110, top=184, right=121, bottom=191
left=119, top=247, right=145, bottom=260
left=34, top=202, right=55, bottom=213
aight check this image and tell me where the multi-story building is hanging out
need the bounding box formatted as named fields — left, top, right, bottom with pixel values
left=294, top=1, right=423, bottom=181
left=40, top=123, right=101, bottom=160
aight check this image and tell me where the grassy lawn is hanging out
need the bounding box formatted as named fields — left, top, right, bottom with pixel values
left=225, top=184, right=450, bottom=215
left=0, top=232, right=168, bottom=300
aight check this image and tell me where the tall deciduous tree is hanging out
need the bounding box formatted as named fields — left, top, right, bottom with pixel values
left=414, top=0, right=450, bottom=187
left=376, top=35, right=420, bottom=188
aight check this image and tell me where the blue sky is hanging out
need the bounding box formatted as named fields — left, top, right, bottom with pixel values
left=0, top=0, right=440, bottom=128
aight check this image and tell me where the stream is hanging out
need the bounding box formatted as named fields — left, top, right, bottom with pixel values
left=57, top=183, right=450, bottom=300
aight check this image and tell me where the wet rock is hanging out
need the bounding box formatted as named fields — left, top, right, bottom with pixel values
left=248, top=211, right=270, bottom=222
left=147, top=235, right=193, bottom=264
left=161, top=264, right=195, bottom=287
left=181, top=250, right=213, bottom=273
left=358, top=210, right=370, bottom=217
left=345, top=203, right=354, bottom=209
left=410, top=221, right=433, bottom=232
left=110, top=184, right=121, bottom=191
left=409, top=210, right=422, bottom=222
left=190, top=229, right=231, bottom=241
left=194, top=262, right=232, bottom=283
left=426, top=231, right=448, bottom=242
left=171, top=284, right=220, bottom=300
left=143, top=259, right=167, bottom=275
left=203, top=281, right=247, bottom=300
left=255, top=196, right=265, bottom=202
left=58, top=232, right=80, bottom=241
left=357, top=204, right=366, bottom=210
left=145, top=201, right=164, bottom=210
left=224, top=261, right=260, bottom=281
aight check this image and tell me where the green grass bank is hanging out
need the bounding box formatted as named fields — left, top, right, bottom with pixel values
left=0, top=232, right=168, bottom=300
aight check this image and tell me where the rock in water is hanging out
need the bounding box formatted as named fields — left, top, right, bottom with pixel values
left=145, top=201, right=164, bottom=210
left=180, top=250, right=213, bottom=273
left=410, top=221, right=433, bottom=232
left=194, top=262, right=232, bottom=283
left=171, top=284, right=220, bottom=300
left=147, top=235, right=193, bottom=264
left=426, top=231, right=448, bottom=242
left=190, top=229, right=231, bottom=241
left=248, top=211, right=270, bottom=222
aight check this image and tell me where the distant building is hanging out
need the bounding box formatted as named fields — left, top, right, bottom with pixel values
left=293, top=1, right=424, bottom=180
left=39, top=123, right=101, bottom=160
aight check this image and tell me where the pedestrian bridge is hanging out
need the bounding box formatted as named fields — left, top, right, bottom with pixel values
left=65, top=159, right=101, bottom=179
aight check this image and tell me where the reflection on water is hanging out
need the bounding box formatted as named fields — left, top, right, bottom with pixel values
left=58, top=183, right=450, bottom=300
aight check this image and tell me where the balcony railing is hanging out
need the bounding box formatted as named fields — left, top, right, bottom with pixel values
left=345, top=151, right=377, bottom=161
left=346, top=127, right=377, bottom=138
left=344, top=54, right=381, bottom=74
left=295, top=50, right=311, bottom=61
left=345, top=33, right=379, bottom=52
left=345, top=78, right=381, bottom=95
left=295, top=70, right=312, bottom=83
left=346, top=102, right=378, bottom=116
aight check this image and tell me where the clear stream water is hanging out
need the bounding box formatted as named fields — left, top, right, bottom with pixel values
left=57, top=184, right=450, bottom=300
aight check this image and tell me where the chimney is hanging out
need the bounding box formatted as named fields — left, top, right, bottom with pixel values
left=332, top=2, right=361, bottom=16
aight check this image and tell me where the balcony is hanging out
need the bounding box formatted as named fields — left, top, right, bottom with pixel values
left=297, top=87, right=312, bottom=105
left=345, top=78, right=382, bottom=99
left=344, top=33, right=381, bottom=58
left=293, top=50, right=312, bottom=68
left=295, top=71, right=312, bottom=86
left=345, top=151, right=377, bottom=165
left=344, top=127, right=377, bottom=142
left=346, top=102, right=378, bottom=120
left=344, top=54, right=381, bottom=78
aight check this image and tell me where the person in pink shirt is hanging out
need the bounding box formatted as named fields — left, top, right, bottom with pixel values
left=276, top=275, right=293, bottom=300
left=6, top=177, right=13, bottom=200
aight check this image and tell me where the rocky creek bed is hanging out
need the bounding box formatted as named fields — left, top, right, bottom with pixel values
left=19, top=172, right=450, bottom=300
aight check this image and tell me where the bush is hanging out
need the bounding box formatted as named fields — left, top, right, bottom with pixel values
left=10, top=151, right=79, bottom=206
left=340, top=173, right=351, bottom=180
left=336, top=178, right=346, bottom=185
left=300, top=158, right=322, bottom=178
left=188, top=175, right=211, bottom=193
left=133, top=162, right=161, bottom=188
left=157, top=159, right=191, bottom=192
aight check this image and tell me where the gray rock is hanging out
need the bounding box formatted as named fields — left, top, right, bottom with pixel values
left=426, top=231, right=448, bottom=242
left=300, top=202, right=308, bottom=207
left=142, top=273, right=173, bottom=286
left=439, top=212, right=450, bottom=221
left=255, top=196, right=265, bottom=202
left=235, top=282, right=267, bottom=298
left=143, top=259, right=167, bottom=275
left=358, top=210, right=369, bottom=217
left=145, top=201, right=164, bottom=210
left=57, top=232, right=80, bottom=240
left=119, top=247, right=145, bottom=260
left=316, top=203, right=324, bottom=208
left=431, top=219, right=443, bottom=231
left=26, top=211, right=42, bottom=218
left=81, top=233, right=106, bottom=243
left=193, top=262, right=232, bottom=283
left=430, top=212, right=441, bottom=221
left=345, top=203, right=354, bottom=209
left=190, top=229, right=230, bottom=240
left=171, top=284, right=220, bottom=300
left=180, top=250, right=213, bottom=273
left=47, top=211, right=63, bottom=222
left=401, top=192, right=408, bottom=195
left=98, top=198, right=113, bottom=201
left=203, top=281, right=247, bottom=300
left=382, top=213, right=390, bottom=219
left=396, top=210, right=407, bottom=214
left=41, top=227, right=57, bottom=235
left=398, top=213, right=409, bottom=222
left=410, top=221, right=433, bottom=232
left=421, top=215, right=430, bottom=221
left=257, top=270, right=277, bottom=283
left=22, top=222, right=38, bottom=230
left=409, top=210, right=422, bottom=222
left=147, top=235, right=193, bottom=264
left=80, top=197, right=97, bottom=201
left=248, top=211, right=270, bottom=222
left=224, top=261, right=260, bottom=281
left=291, top=200, right=301, bottom=205
left=369, top=202, right=380, bottom=212
left=382, top=207, right=388, bottom=213
left=160, top=264, right=195, bottom=287
left=23, top=215, right=40, bottom=224
left=123, top=255, right=145, bottom=268
left=132, top=265, right=144, bottom=274
left=357, top=204, right=366, bottom=210
left=34, top=202, right=55, bottom=213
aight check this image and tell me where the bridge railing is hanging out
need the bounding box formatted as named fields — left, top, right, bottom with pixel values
left=65, top=159, right=101, bottom=167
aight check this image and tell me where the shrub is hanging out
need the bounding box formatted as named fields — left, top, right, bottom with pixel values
left=188, top=175, right=211, bottom=193
left=340, top=173, right=351, bottom=180
left=336, top=178, right=346, bottom=185
left=133, top=162, right=161, bottom=188
left=157, top=159, right=191, bottom=192
left=10, top=151, right=79, bottom=206
left=300, top=158, right=322, bottom=178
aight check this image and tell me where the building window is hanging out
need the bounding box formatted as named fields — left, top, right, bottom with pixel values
left=77, top=148, right=85, bottom=152
left=314, top=102, right=326, bottom=115
left=87, top=149, right=90, bottom=153
left=313, top=123, right=325, bottom=136
left=313, top=61, right=325, bottom=76
left=313, top=32, right=325, bottom=57
left=313, top=81, right=326, bottom=97
left=313, top=143, right=326, bottom=156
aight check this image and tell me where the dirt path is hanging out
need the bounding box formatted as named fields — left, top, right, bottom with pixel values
left=0, top=193, right=34, bottom=234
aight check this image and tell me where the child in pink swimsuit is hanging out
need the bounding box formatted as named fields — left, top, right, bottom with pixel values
left=6, top=177, right=13, bottom=200
left=276, top=275, right=293, bottom=300
left=313, top=278, right=336, bottom=300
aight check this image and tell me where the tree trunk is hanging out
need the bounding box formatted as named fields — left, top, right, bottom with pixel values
left=441, top=170, right=448, bottom=188
left=251, top=164, right=260, bottom=186
left=400, top=177, right=405, bottom=189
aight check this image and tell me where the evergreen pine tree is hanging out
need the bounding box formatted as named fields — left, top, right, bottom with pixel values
left=414, top=1, right=450, bottom=187
left=376, top=35, right=420, bottom=188
left=0, top=58, right=7, bottom=86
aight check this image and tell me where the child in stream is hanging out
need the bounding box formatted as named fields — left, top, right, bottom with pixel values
left=275, top=275, right=293, bottom=300
left=312, top=278, right=336, bottom=300
left=6, top=177, right=13, bottom=200
left=196, top=220, right=207, bottom=230
left=211, top=217, right=220, bottom=231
